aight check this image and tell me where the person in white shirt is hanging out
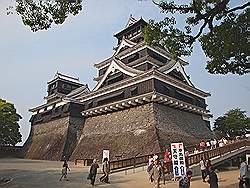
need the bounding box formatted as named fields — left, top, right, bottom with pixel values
left=206, top=141, right=211, bottom=150
left=200, top=157, right=207, bottom=182
left=194, top=148, right=199, bottom=154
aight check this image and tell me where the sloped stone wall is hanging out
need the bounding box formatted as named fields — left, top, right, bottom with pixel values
left=24, top=117, right=70, bottom=160
left=153, top=103, right=214, bottom=148
left=70, top=103, right=161, bottom=161
left=24, top=116, right=84, bottom=161
left=24, top=102, right=214, bottom=161
left=71, top=103, right=214, bottom=161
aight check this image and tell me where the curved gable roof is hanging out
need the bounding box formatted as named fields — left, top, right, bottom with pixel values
left=93, top=58, right=143, bottom=91
left=158, top=60, right=193, bottom=86
left=114, top=37, right=137, bottom=56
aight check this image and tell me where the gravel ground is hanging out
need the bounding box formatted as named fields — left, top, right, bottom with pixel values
left=0, top=158, right=239, bottom=188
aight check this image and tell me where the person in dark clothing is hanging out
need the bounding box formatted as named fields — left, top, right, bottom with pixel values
left=88, top=159, right=99, bottom=186
left=179, top=169, right=192, bottom=188
left=208, top=167, right=218, bottom=188
left=206, top=159, right=212, bottom=175
left=59, top=161, right=70, bottom=181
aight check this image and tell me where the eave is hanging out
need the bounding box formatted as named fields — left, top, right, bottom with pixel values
left=76, top=69, right=210, bottom=103
left=82, top=92, right=211, bottom=118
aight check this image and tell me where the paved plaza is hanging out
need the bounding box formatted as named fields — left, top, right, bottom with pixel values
left=0, top=158, right=239, bottom=188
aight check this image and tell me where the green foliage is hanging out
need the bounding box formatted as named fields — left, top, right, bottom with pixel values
left=9, top=0, right=83, bottom=32
left=0, top=99, right=22, bottom=146
left=200, top=9, right=250, bottom=75
left=143, top=18, right=193, bottom=59
left=145, top=0, right=250, bottom=75
left=213, top=108, right=250, bottom=138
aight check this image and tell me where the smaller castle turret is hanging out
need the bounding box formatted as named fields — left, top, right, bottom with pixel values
left=45, top=72, right=84, bottom=103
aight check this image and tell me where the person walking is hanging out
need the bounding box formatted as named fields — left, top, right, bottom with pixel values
left=149, top=159, right=162, bottom=188
left=147, top=156, right=154, bottom=182
left=87, top=159, right=99, bottom=186
left=179, top=170, right=192, bottom=188
left=239, top=160, right=250, bottom=188
left=59, top=161, right=70, bottom=181
left=208, top=167, right=218, bottom=188
left=206, top=159, right=212, bottom=175
left=100, top=157, right=110, bottom=184
left=200, top=157, right=207, bottom=182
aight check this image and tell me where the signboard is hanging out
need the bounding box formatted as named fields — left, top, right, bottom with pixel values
left=102, top=150, right=110, bottom=161
left=246, top=154, right=250, bottom=165
left=171, top=142, right=186, bottom=178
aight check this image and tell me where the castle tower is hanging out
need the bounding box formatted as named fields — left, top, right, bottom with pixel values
left=70, top=16, right=213, bottom=161
left=24, top=72, right=89, bottom=160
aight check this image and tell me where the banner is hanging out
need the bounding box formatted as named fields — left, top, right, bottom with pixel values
left=102, top=150, right=110, bottom=161
left=171, top=142, right=186, bottom=178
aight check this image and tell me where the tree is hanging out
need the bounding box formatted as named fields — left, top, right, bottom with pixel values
left=0, top=99, right=22, bottom=146
left=7, top=0, right=83, bottom=32
left=144, top=0, right=250, bottom=75
left=213, top=108, right=250, bottom=138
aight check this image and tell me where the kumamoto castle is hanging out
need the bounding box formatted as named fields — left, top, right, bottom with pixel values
left=23, top=16, right=214, bottom=162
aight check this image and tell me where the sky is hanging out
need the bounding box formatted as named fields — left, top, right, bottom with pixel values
left=0, top=0, right=249, bottom=145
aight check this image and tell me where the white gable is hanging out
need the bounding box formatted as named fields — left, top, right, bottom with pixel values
left=159, top=60, right=193, bottom=86
left=93, top=59, right=143, bottom=91
left=114, top=38, right=137, bottom=55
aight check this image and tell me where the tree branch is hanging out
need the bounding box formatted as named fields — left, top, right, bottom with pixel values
left=153, top=0, right=194, bottom=13
left=225, top=2, right=250, bottom=13
left=192, top=19, right=208, bottom=41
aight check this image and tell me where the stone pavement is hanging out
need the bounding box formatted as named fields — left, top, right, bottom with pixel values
left=0, top=158, right=239, bottom=188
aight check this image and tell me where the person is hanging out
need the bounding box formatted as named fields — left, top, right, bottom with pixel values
left=247, top=160, right=250, bottom=188
left=179, top=169, right=192, bottom=188
left=147, top=156, right=154, bottom=180
left=59, top=161, right=70, bottom=181
left=153, top=154, right=159, bottom=161
left=164, top=148, right=171, bottom=161
left=87, top=159, right=99, bottom=186
left=211, top=139, right=217, bottom=149
left=149, top=159, right=162, bottom=188
left=185, top=150, right=190, bottom=168
left=239, top=160, right=250, bottom=188
left=164, top=148, right=172, bottom=174
left=200, top=157, right=207, bottom=182
left=206, top=159, right=212, bottom=175
left=208, top=167, right=218, bottom=188
left=206, top=141, right=211, bottom=150
left=200, top=140, right=206, bottom=151
left=159, top=158, right=166, bottom=185
left=194, top=148, right=199, bottom=154
left=100, top=157, right=110, bottom=183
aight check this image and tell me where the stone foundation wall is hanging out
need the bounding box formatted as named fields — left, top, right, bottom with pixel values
left=71, top=103, right=214, bottom=162
left=24, top=102, right=214, bottom=161
left=24, top=117, right=70, bottom=160
left=70, top=103, right=160, bottom=161
left=24, top=116, right=84, bottom=161
left=153, top=103, right=214, bottom=149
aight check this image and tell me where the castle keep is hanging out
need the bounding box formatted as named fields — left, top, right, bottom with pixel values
left=24, top=16, right=213, bottom=161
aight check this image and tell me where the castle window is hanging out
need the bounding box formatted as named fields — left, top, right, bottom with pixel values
left=130, top=87, right=138, bottom=96
left=107, top=73, right=123, bottom=85
left=176, top=91, right=193, bottom=104
left=127, top=53, right=139, bottom=63
left=88, top=101, right=93, bottom=109
left=97, top=91, right=124, bottom=106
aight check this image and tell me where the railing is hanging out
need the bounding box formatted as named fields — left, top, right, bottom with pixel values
left=109, top=139, right=250, bottom=172
left=74, top=139, right=250, bottom=172
left=187, top=139, right=250, bottom=166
